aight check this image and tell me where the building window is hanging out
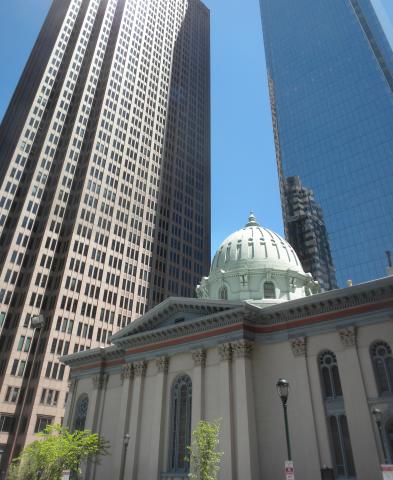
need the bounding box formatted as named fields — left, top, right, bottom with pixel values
left=74, top=395, right=89, bottom=431
left=219, top=286, right=228, bottom=300
left=34, top=416, right=54, bottom=433
left=329, top=415, right=356, bottom=478
left=319, top=351, right=342, bottom=399
left=263, top=281, right=276, bottom=299
left=0, top=414, right=14, bottom=433
left=169, top=375, right=192, bottom=473
left=370, top=341, right=393, bottom=395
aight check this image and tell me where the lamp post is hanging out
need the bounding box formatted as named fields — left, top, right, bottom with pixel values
left=277, top=378, right=292, bottom=461
left=373, top=408, right=388, bottom=464
left=119, top=433, right=130, bottom=480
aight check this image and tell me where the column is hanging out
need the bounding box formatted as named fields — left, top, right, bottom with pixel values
left=289, top=337, right=322, bottom=479
left=85, top=372, right=109, bottom=480
left=148, top=357, right=169, bottom=480
left=64, top=378, right=78, bottom=429
left=336, top=327, right=380, bottom=480
left=124, top=360, right=147, bottom=480
left=113, top=363, right=134, bottom=480
left=191, top=348, right=206, bottom=430
left=232, top=340, right=260, bottom=480
left=218, top=343, right=235, bottom=480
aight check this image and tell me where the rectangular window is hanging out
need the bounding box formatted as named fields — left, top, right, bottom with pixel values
left=34, top=416, right=53, bottom=433
left=0, top=414, right=14, bottom=432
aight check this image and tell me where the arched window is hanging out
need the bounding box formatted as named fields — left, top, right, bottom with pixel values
left=329, top=415, right=356, bottom=477
left=370, top=341, right=393, bottom=394
left=219, top=286, right=228, bottom=300
left=73, top=395, right=89, bottom=431
left=170, top=375, right=192, bottom=473
left=319, top=351, right=342, bottom=399
left=263, top=281, right=276, bottom=299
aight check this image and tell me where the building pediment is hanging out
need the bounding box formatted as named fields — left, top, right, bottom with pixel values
left=110, top=297, right=243, bottom=342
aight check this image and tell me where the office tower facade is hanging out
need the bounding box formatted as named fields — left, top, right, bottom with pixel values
left=260, top=0, right=393, bottom=287
left=0, top=0, right=210, bottom=467
left=285, top=176, right=337, bottom=291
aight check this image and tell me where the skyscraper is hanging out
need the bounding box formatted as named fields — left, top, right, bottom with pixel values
left=260, top=0, right=393, bottom=287
left=0, top=0, right=210, bottom=467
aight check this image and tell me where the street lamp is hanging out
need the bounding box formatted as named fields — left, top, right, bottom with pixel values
left=119, top=433, right=130, bottom=480
left=373, top=408, right=388, bottom=464
left=277, top=378, right=292, bottom=461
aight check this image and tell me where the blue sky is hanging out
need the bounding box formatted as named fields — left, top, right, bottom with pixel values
left=0, top=0, right=392, bottom=257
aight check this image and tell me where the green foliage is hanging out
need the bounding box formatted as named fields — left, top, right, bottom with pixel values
left=7, top=424, right=108, bottom=480
left=187, top=420, right=223, bottom=480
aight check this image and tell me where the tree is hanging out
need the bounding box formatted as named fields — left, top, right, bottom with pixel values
left=7, top=424, right=108, bottom=480
left=187, top=420, right=223, bottom=480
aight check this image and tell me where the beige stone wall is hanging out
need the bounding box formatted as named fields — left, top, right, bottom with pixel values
left=66, top=317, right=393, bottom=480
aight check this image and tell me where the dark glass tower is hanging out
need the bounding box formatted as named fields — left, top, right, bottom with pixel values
left=260, top=0, right=393, bottom=287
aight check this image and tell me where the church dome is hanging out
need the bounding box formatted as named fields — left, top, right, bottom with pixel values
left=196, top=213, right=319, bottom=305
left=211, top=213, right=304, bottom=276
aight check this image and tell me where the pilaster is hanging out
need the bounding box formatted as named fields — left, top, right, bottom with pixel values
left=289, top=337, right=322, bottom=478
left=232, top=340, right=260, bottom=480
left=148, top=357, right=169, bottom=479
left=113, top=363, right=134, bottom=480
left=124, top=360, right=147, bottom=480
left=218, top=342, right=235, bottom=480
left=336, top=327, right=380, bottom=479
left=191, top=348, right=206, bottom=429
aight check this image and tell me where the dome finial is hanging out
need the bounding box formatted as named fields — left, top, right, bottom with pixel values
left=246, top=211, right=260, bottom=227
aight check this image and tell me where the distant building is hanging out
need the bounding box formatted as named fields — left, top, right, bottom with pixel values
left=259, top=0, right=393, bottom=286
left=0, top=0, right=210, bottom=469
left=64, top=215, right=393, bottom=480
left=284, top=176, right=337, bottom=291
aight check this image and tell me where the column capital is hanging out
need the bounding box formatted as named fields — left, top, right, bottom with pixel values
left=290, top=336, right=307, bottom=357
left=92, top=373, right=109, bottom=390
left=156, top=356, right=169, bottom=374
left=192, top=348, right=207, bottom=367
left=218, top=342, right=232, bottom=362
left=338, top=326, right=357, bottom=348
left=133, top=360, right=147, bottom=377
left=121, top=363, right=134, bottom=384
left=232, top=339, right=254, bottom=358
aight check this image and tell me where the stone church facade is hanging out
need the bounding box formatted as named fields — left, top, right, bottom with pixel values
left=63, top=215, right=393, bottom=480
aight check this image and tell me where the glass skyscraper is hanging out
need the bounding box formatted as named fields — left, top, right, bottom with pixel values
left=259, top=0, right=393, bottom=288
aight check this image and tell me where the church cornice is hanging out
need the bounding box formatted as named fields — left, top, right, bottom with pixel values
left=62, top=276, right=393, bottom=372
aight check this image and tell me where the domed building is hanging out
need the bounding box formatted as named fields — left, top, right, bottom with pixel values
left=63, top=216, right=393, bottom=480
left=197, top=213, right=319, bottom=304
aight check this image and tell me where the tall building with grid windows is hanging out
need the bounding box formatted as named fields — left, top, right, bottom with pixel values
left=0, top=0, right=210, bottom=468
left=260, top=0, right=393, bottom=287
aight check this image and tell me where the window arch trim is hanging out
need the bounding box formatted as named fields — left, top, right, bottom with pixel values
left=370, top=340, right=393, bottom=395
left=73, top=394, right=89, bottom=431
left=169, top=374, right=192, bottom=473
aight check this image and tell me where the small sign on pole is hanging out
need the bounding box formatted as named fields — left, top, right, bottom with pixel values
left=285, top=460, right=295, bottom=480
left=382, top=465, right=393, bottom=480
left=61, top=470, right=71, bottom=480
